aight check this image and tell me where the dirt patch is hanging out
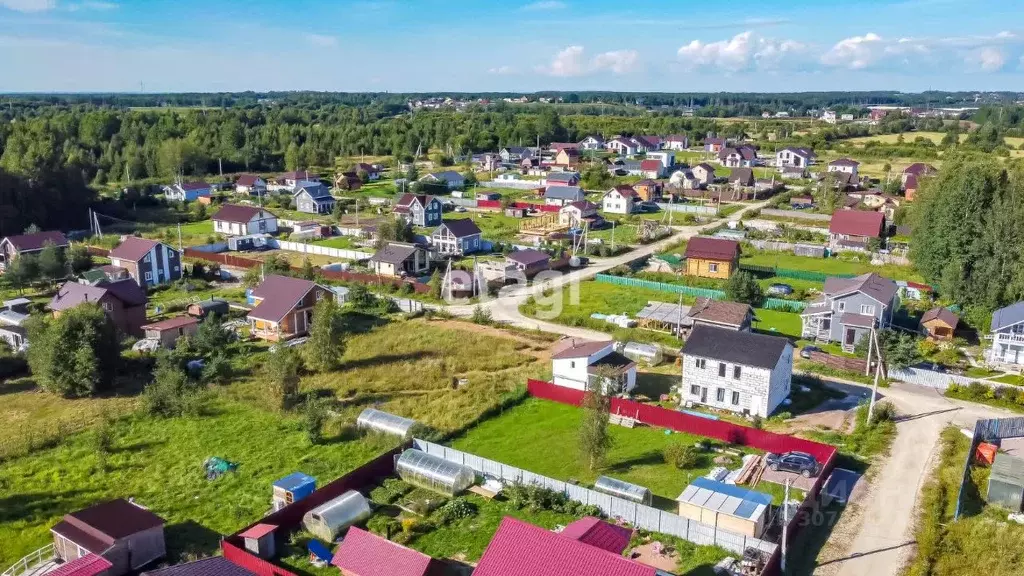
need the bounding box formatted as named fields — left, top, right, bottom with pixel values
left=758, top=466, right=819, bottom=492
left=629, top=541, right=681, bottom=573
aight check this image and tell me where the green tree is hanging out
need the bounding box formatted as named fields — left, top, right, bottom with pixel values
left=37, top=241, right=67, bottom=282
left=304, top=397, right=328, bottom=445
left=299, top=257, right=316, bottom=280
left=578, top=377, right=612, bottom=471
left=26, top=304, right=120, bottom=397
left=724, top=270, right=764, bottom=306
left=68, top=244, right=93, bottom=273
left=304, top=297, right=344, bottom=372
left=6, top=253, right=40, bottom=293
left=374, top=216, right=414, bottom=249
left=428, top=269, right=443, bottom=299
left=265, top=344, right=302, bottom=409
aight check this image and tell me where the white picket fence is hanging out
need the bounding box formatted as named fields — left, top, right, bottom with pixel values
left=482, top=180, right=543, bottom=190
left=888, top=367, right=985, bottom=391
left=269, top=239, right=373, bottom=261
left=412, top=439, right=777, bottom=557
left=655, top=203, right=718, bottom=215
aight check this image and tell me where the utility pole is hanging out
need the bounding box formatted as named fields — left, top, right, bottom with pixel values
left=177, top=223, right=183, bottom=254
left=610, top=220, right=616, bottom=252
left=868, top=328, right=883, bottom=423
left=865, top=326, right=874, bottom=376
left=782, top=478, right=791, bottom=573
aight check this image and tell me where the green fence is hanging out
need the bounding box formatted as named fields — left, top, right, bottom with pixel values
left=739, top=264, right=856, bottom=283
left=594, top=274, right=806, bottom=311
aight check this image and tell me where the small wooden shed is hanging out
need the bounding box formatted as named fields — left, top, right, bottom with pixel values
left=920, top=307, right=959, bottom=341
left=51, top=498, right=166, bottom=576
left=676, top=477, right=772, bottom=538
left=141, top=316, right=200, bottom=349
left=239, top=523, right=277, bottom=559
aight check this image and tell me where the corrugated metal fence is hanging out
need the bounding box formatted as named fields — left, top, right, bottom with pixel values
left=594, top=274, right=806, bottom=312
left=887, top=367, right=976, bottom=391
left=655, top=203, right=719, bottom=215
left=272, top=239, right=373, bottom=261
left=411, top=438, right=777, bottom=557
left=953, top=417, right=1024, bottom=519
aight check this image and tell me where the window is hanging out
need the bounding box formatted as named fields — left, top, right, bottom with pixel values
left=690, top=385, right=701, bottom=396
left=837, top=301, right=846, bottom=312
left=718, top=363, right=726, bottom=377
left=860, top=304, right=876, bottom=316
left=316, top=291, right=324, bottom=301
left=173, top=265, right=180, bottom=272
left=103, top=302, right=113, bottom=311
left=570, top=361, right=576, bottom=369
left=695, top=358, right=706, bottom=369
left=708, top=263, right=719, bottom=273
left=733, top=365, right=742, bottom=379
left=144, top=271, right=152, bottom=281
left=177, top=327, right=184, bottom=336
left=732, top=391, right=740, bottom=405
left=143, top=254, right=151, bottom=263
left=716, top=388, right=726, bottom=402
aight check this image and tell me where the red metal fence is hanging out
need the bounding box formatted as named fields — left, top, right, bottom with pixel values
left=476, top=199, right=560, bottom=213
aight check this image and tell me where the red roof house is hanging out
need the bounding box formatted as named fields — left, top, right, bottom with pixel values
left=331, top=527, right=438, bottom=576
left=473, top=517, right=655, bottom=576
left=828, top=210, right=885, bottom=248
left=559, top=517, right=634, bottom=555
left=640, top=159, right=663, bottom=177
left=683, top=237, right=741, bottom=278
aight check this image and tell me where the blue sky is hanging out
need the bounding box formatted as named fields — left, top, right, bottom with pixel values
left=1, top=0, right=1023, bottom=92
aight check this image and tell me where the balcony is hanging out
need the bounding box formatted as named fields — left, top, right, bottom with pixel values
left=995, top=332, right=1024, bottom=345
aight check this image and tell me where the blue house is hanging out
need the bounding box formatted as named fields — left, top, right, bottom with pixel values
left=163, top=182, right=212, bottom=202
left=293, top=183, right=335, bottom=214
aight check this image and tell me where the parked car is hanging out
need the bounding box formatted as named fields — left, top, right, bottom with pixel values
left=766, top=283, right=793, bottom=296
left=455, top=206, right=467, bottom=213
left=799, top=345, right=820, bottom=359
left=765, top=451, right=820, bottom=478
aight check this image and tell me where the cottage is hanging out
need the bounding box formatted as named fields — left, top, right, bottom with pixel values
left=368, top=242, right=430, bottom=277
left=718, top=145, right=757, bottom=168
left=800, top=273, right=899, bottom=350
left=687, top=298, right=753, bottom=332
left=506, top=249, right=550, bottom=276
left=559, top=200, right=599, bottom=227
left=729, top=167, right=755, bottom=188
left=0, top=230, right=69, bottom=273
left=235, top=174, right=267, bottom=196
left=212, top=204, right=279, bottom=236
left=704, top=136, right=727, bottom=153
left=609, top=160, right=644, bottom=177
left=901, top=163, right=936, bottom=201
left=827, top=158, right=860, bottom=177
left=920, top=307, right=959, bottom=341
left=828, top=210, right=884, bottom=251
left=352, top=162, right=381, bottom=180
left=141, top=316, right=200, bottom=349
left=633, top=179, right=660, bottom=202
left=277, top=170, right=320, bottom=188
left=334, top=171, right=363, bottom=191
left=420, top=170, right=465, bottom=190
left=776, top=147, right=815, bottom=169
left=163, top=182, right=211, bottom=202
left=781, top=166, right=808, bottom=180
left=684, top=237, right=740, bottom=279
left=551, top=338, right=636, bottom=394
left=331, top=527, right=438, bottom=576
left=109, top=237, right=182, bottom=287
left=543, top=171, right=581, bottom=187
left=602, top=185, right=639, bottom=215
left=606, top=137, right=640, bottom=156
left=544, top=185, right=585, bottom=207
left=51, top=499, right=166, bottom=576
left=554, top=147, right=580, bottom=167
left=639, top=159, right=663, bottom=178
left=692, top=163, right=716, bottom=186
left=669, top=169, right=702, bottom=191
left=394, top=193, right=443, bottom=227
left=247, top=275, right=333, bottom=342
left=663, top=134, right=689, bottom=150
left=645, top=150, right=675, bottom=171
left=578, top=135, right=605, bottom=150
left=680, top=325, right=794, bottom=417
left=500, top=146, right=533, bottom=163
left=989, top=302, right=1024, bottom=367
left=432, top=219, right=482, bottom=256
left=676, top=478, right=772, bottom=538
left=293, top=183, right=335, bottom=214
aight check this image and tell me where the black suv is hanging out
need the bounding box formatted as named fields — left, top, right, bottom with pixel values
left=765, top=451, right=820, bottom=478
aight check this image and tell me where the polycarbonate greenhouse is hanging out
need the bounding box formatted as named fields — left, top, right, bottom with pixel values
left=301, top=490, right=371, bottom=541
left=594, top=475, right=653, bottom=505
left=356, top=408, right=420, bottom=439
left=622, top=342, right=663, bottom=366
left=395, top=449, right=476, bottom=496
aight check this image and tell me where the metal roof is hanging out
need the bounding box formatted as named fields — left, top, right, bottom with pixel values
left=273, top=472, right=316, bottom=492
left=682, top=325, right=791, bottom=370
left=635, top=301, right=692, bottom=327
left=676, top=477, right=771, bottom=521
left=992, top=452, right=1024, bottom=486
left=331, top=526, right=435, bottom=576
left=992, top=302, right=1024, bottom=332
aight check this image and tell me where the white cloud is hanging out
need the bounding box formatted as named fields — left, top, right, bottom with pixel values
left=969, top=47, right=1006, bottom=71
left=591, top=49, right=639, bottom=74
left=308, top=34, right=338, bottom=48
left=821, top=32, right=884, bottom=69
left=821, top=31, right=1022, bottom=72
left=540, top=45, right=585, bottom=76
left=677, top=31, right=806, bottom=71
left=67, top=1, right=118, bottom=11
left=0, top=0, right=55, bottom=12
left=488, top=65, right=515, bottom=74
left=522, top=0, right=565, bottom=10
left=537, top=45, right=639, bottom=76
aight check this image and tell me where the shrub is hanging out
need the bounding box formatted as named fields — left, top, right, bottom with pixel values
left=664, top=444, right=701, bottom=469
left=435, top=497, right=477, bottom=524
left=870, top=400, right=898, bottom=425
left=303, top=398, right=328, bottom=445
left=751, top=414, right=764, bottom=429
left=367, top=515, right=401, bottom=539
left=471, top=305, right=492, bottom=325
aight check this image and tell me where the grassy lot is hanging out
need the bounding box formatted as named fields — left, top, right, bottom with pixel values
left=845, top=132, right=956, bottom=146
left=310, top=236, right=362, bottom=250
left=740, top=250, right=927, bottom=283
left=635, top=270, right=821, bottom=301
left=147, top=281, right=247, bottom=310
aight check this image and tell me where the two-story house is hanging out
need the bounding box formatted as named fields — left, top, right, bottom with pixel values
left=684, top=237, right=740, bottom=279
left=827, top=158, right=860, bottom=177
left=499, top=147, right=533, bottom=163
left=551, top=338, right=637, bottom=394
left=352, top=162, right=381, bottom=180
left=602, top=185, right=639, bottom=215
left=368, top=242, right=430, bottom=277
left=212, top=204, right=279, bottom=236
left=543, top=171, right=581, bottom=187
left=544, top=185, right=585, bottom=207
left=559, top=200, right=600, bottom=227
left=277, top=170, right=320, bottom=188
left=163, top=182, right=212, bottom=202
left=235, top=174, right=267, bottom=196
left=680, top=325, right=793, bottom=418
left=431, top=219, right=482, bottom=256
left=0, top=230, right=69, bottom=273
left=775, top=147, right=815, bottom=170
left=605, top=137, right=640, bottom=156
left=247, top=274, right=333, bottom=342
left=49, top=279, right=148, bottom=337
left=394, top=194, right=443, bottom=227
left=704, top=137, right=727, bottom=153
left=692, top=163, right=716, bottom=186
left=578, top=135, right=605, bottom=150
left=989, top=302, right=1024, bottom=367
left=420, top=171, right=465, bottom=190
left=554, top=148, right=580, bottom=168
left=663, top=134, right=689, bottom=150
left=293, top=183, right=335, bottom=214
left=109, top=237, right=182, bottom=287
left=800, top=273, right=899, bottom=351
left=718, top=145, right=757, bottom=168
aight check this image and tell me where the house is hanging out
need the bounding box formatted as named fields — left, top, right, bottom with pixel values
left=639, top=159, right=663, bottom=178
left=633, top=179, right=660, bottom=202
left=800, top=273, right=899, bottom=350
left=142, top=557, right=256, bottom=576
left=352, top=162, right=381, bottom=180
left=827, top=158, right=860, bottom=177
left=903, top=174, right=921, bottom=201
left=235, top=174, right=267, bottom=196
left=109, top=237, right=182, bottom=287
left=831, top=170, right=863, bottom=192
left=646, top=150, right=675, bottom=169
left=560, top=516, right=634, bottom=554
left=554, top=147, right=580, bottom=168
left=247, top=275, right=333, bottom=342
left=664, top=134, right=690, bottom=150
left=608, top=160, right=643, bottom=177
left=0, top=230, right=69, bottom=273
left=680, top=325, right=794, bottom=418
left=578, top=135, right=605, bottom=150
left=334, top=171, right=362, bottom=191
left=989, top=302, right=1024, bottom=367
left=0, top=320, right=26, bottom=352
left=163, top=182, right=212, bottom=202
left=704, top=136, right=727, bottom=153
left=687, top=298, right=753, bottom=332
left=790, top=195, right=815, bottom=209
left=692, top=163, right=716, bottom=186
left=472, top=517, right=655, bottom=576
left=920, top=307, right=959, bottom=341
left=828, top=210, right=884, bottom=250
left=544, top=185, right=585, bottom=207
left=500, top=146, right=533, bottom=163
left=293, top=183, right=336, bottom=214
left=559, top=200, right=599, bottom=226
left=331, top=527, right=439, bottom=576
left=729, top=168, right=755, bottom=188
left=606, top=137, right=639, bottom=156
left=277, top=170, right=320, bottom=188
left=421, top=170, right=465, bottom=190
left=141, top=316, right=200, bottom=349
left=602, top=185, right=639, bottom=215
left=684, top=237, right=740, bottom=279
left=394, top=194, right=443, bottom=227
left=543, top=171, right=580, bottom=187
left=551, top=338, right=637, bottom=394
left=368, top=242, right=430, bottom=277
left=901, top=163, right=937, bottom=201
left=776, top=147, right=815, bottom=169
left=51, top=498, right=166, bottom=576
left=821, top=110, right=838, bottom=124
left=432, top=219, right=482, bottom=256
left=718, top=145, right=757, bottom=168
left=676, top=477, right=773, bottom=538
left=669, top=169, right=702, bottom=191
left=187, top=299, right=230, bottom=319
left=212, top=204, right=279, bottom=236
left=506, top=249, right=550, bottom=276
left=781, top=166, right=808, bottom=180
left=632, top=135, right=661, bottom=151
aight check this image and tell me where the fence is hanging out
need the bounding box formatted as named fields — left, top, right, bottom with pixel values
left=761, top=209, right=832, bottom=222
left=594, top=274, right=806, bottom=312
left=481, top=179, right=544, bottom=190
left=740, top=264, right=851, bottom=284
left=953, top=417, right=1024, bottom=519
left=271, top=239, right=373, bottom=261
left=887, top=366, right=977, bottom=391
left=655, top=203, right=719, bottom=216
left=412, top=438, right=776, bottom=556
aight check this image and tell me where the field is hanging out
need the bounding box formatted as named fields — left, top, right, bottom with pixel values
left=844, top=131, right=961, bottom=146
left=740, top=250, right=927, bottom=284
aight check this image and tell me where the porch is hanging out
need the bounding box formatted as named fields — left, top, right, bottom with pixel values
left=800, top=312, right=832, bottom=342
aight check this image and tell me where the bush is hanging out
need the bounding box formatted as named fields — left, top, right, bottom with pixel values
left=471, top=305, right=492, bottom=325
left=370, top=478, right=413, bottom=505
left=303, top=398, right=328, bottom=445
left=435, top=497, right=477, bottom=524
left=663, top=444, right=701, bottom=469
left=366, top=515, right=401, bottom=539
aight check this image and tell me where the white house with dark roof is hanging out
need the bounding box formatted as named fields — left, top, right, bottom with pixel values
left=692, top=163, right=716, bottom=186
left=293, top=183, right=335, bottom=214
left=235, top=174, right=267, bottom=195
left=551, top=338, right=636, bottom=393
left=605, top=137, right=640, bottom=156
left=163, top=182, right=212, bottom=202
left=212, top=204, right=278, bottom=236
left=431, top=219, right=482, bottom=256
left=718, top=145, right=758, bottom=168
left=989, top=302, right=1024, bottom=367
left=578, top=135, right=605, bottom=150
left=602, top=185, right=639, bottom=214
left=680, top=325, right=793, bottom=418
left=827, top=158, right=860, bottom=177
left=775, top=147, right=816, bottom=169
left=663, top=134, right=690, bottom=151
left=544, top=185, right=585, bottom=207
left=420, top=171, right=465, bottom=190
left=368, top=242, right=429, bottom=277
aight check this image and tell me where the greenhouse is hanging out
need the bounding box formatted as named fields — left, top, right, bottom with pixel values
left=621, top=342, right=664, bottom=366
left=594, top=475, right=653, bottom=505
left=356, top=408, right=420, bottom=439
left=395, top=449, right=476, bottom=496
left=301, top=490, right=371, bottom=541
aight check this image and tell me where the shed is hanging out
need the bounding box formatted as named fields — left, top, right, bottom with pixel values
left=793, top=243, right=826, bottom=258
left=228, top=233, right=271, bottom=252
left=330, top=526, right=437, bottom=576
left=395, top=449, right=476, bottom=496
left=988, top=452, right=1024, bottom=512
left=920, top=307, right=959, bottom=341
left=676, top=477, right=772, bottom=537
left=356, top=408, right=420, bottom=439
left=594, top=476, right=653, bottom=505
left=239, top=523, right=277, bottom=559
left=272, top=472, right=316, bottom=511
left=621, top=342, right=663, bottom=366
left=302, top=490, right=372, bottom=542
left=187, top=299, right=230, bottom=319
left=51, top=499, right=166, bottom=576
left=141, top=316, right=200, bottom=349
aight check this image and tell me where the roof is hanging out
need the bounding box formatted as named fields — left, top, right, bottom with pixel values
left=781, top=146, right=815, bottom=158
left=636, top=301, right=691, bottom=326
left=396, top=193, right=437, bottom=209
left=829, top=210, right=884, bottom=238
left=921, top=307, right=959, bottom=328
left=684, top=237, right=740, bottom=261
left=369, top=243, right=419, bottom=265
left=1, top=230, right=69, bottom=252
left=141, top=316, right=199, bottom=332
left=634, top=179, right=657, bottom=187
left=507, top=249, right=550, bottom=267
left=688, top=298, right=752, bottom=328
left=640, top=159, right=662, bottom=171
left=557, top=147, right=580, bottom=157
left=239, top=523, right=277, bottom=539
left=235, top=174, right=263, bottom=187
left=838, top=312, right=876, bottom=328
left=56, top=498, right=164, bottom=546
left=822, top=273, right=898, bottom=304
left=178, top=182, right=210, bottom=191
left=213, top=204, right=271, bottom=224
left=665, top=134, right=688, bottom=142
left=437, top=218, right=482, bottom=238
left=609, top=185, right=639, bottom=198
left=142, top=557, right=256, bottom=576
left=248, top=275, right=320, bottom=322
left=563, top=200, right=597, bottom=212
left=829, top=157, right=861, bottom=167
left=992, top=302, right=1024, bottom=332
left=544, top=185, right=584, bottom=200
left=694, top=162, right=715, bottom=173
left=426, top=170, right=464, bottom=182
left=681, top=325, right=791, bottom=369
left=279, top=170, right=319, bottom=181
left=729, top=167, right=754, bottom=184
left=546, top=171, right=578, bottom=182
left=676, top=477, right=771, bottom=522
left=551, top=338, right=614, bottom=359
left=274, top=472, right=316, bottom=491
left=331, top=526, right=435, bottom=576
left=560, top=517, right=633, bottom=555
left=705, top=137, right=727, bottom=145
left=903, top=163, right=937, bottom=176
left=587, top=351, right=636, bottom=375
left=295, top=183, right=333, bottom=200
left=48, top=554, right=113, bottom=576
left=49, top=280, right=147, bottom=311
left=109, top=236, right=162, bottom=261
left=903, top=174, right=919, bottom=190
left=473, top=517, right=655, bottom=576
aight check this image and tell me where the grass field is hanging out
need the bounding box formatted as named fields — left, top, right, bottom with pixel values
left=311, top=236, right=362, bottom=250
left=740, top=250, right=927, bottom=284
left=844, top=131, right=958, bottom=146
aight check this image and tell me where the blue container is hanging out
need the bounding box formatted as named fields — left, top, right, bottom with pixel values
left=273, top=472, right=317, bottom=502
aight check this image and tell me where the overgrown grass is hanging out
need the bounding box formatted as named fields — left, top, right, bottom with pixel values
left=945, top=380, right=1024, bottom=414
left=796, top=360, right=884, bottom=387
left=802, top=403, right=896, bottom=461
left=740, top=249, right=927, bottom=283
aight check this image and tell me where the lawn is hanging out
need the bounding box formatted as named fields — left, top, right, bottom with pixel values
left=311, top=236, right=362, bottom=250
left=845, top=131, right=956, bottom=146
left=740, top=249, right=927, bottom=284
